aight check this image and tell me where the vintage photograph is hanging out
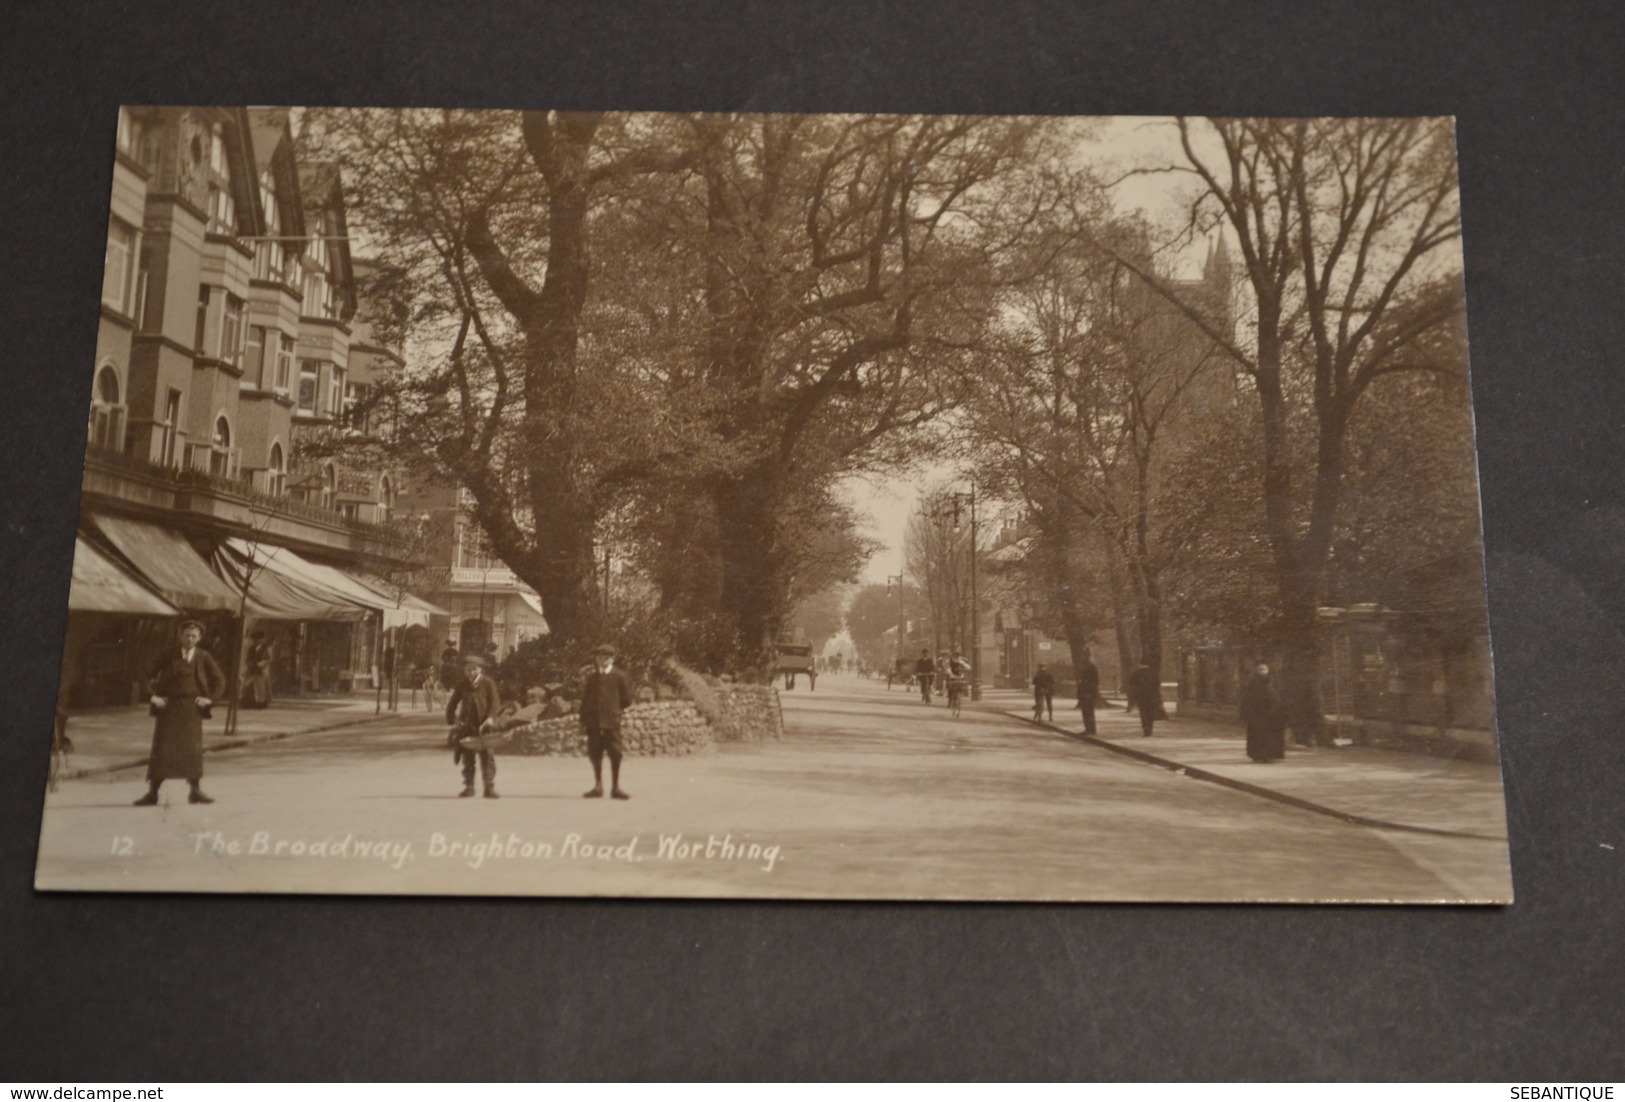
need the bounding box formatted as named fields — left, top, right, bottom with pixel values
left=36, top=107, right=1511, bottom=902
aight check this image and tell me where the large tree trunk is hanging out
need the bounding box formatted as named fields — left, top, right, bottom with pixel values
left=714, top=469, right=787, bottom=679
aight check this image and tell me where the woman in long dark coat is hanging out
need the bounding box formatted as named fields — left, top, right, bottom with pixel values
left=1240, top=662, right=1287, bottom=763
left=240, top=629, right=273, bottom=709
left=134, top=619, right=227, bottom=805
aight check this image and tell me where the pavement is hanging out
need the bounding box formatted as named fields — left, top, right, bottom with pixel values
left=33, top=675, right=1515, bottom=903
left=51, top=692, right=412, bottom=779
left=1000, top=692, right=1510, bottom=843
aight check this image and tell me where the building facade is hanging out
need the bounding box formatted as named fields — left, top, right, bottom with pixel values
left=67, top=106, right=433, bottom=710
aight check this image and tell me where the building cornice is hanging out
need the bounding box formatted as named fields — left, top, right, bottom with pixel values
left=99, top=305, right=137, bottom=331
left=132, top=332, right=197, bottom=359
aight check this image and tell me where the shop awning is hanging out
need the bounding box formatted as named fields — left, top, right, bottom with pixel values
left=350, top=573, right=451, bottom=629
left=68, top=535, right=180, bottom=616
left=88, top=514, right=243, bottom=610
left=211, top=541, right=370, bottom=621
left=516, top=590, right=550, bottom=632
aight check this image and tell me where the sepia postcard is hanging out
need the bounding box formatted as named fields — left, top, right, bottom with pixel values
left=36, top=107, right=1511, bottom=902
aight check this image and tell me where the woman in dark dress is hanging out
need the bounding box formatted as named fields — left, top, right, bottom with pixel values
left=134, top=619, right=227, bottom=806
left=241, top=629, right=273, bottom=709
left=1240, top=662, right=1287, bottom=763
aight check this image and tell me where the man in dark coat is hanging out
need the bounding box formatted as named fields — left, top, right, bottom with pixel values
left=1240, top=662, right=1287, bottom=763
left=1125, top=663, right=1162, bottom=738
left=580, top=643, right=634, bottom=799
left=1032, top=664, right=1056, bottom=722
left=914, top=649, right=936, bottom=704
left=446, top=655, right=502, bottom=798
left=134, top=619, right=228, bottom=806
left=1075, top=648, right=1101, bottom=735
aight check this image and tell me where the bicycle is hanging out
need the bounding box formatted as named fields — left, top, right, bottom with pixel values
left=945, top=676, right=968, bottom=718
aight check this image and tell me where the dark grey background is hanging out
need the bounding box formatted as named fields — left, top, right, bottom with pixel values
left=2, top=0, right=1621, bottom=1080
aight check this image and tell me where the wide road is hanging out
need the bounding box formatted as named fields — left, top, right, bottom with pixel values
left=35, top=675, right=1495, bottom=901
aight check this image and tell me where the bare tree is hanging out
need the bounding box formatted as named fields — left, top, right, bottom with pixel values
left=1106, top=117, right=1465, bottom=743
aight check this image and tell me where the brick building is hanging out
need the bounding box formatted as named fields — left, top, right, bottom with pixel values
left=65, top=106, right=442, bottom=710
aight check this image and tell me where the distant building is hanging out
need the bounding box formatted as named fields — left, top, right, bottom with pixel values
left=395, top=485, right=550, bottom=664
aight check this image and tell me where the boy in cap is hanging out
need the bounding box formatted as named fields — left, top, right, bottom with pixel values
left=446, top=654, right=502, bottom=797
left=579, top=643, right=633, bottom=799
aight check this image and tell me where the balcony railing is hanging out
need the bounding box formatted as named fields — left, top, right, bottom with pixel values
left=83, top=447, right=396, bottom=539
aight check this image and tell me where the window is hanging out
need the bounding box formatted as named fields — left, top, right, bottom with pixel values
left=88, top=366, right=124, bottom=452
left=297, top=361, right=320, bottom=413
left=302, top=271, right=329, bottom=318
left=344, top=381, right=370, bottom=433
left=195, top=285, right=210, bottom=354
left=245, top=326, right=266, bottom=386
left=328, top=367, right=346, bottom=419
left=377, top=476, right=393, bottom=525
left=207, top=184, right=236, bottom=235
left=116, top=108, right=139, bottom=155
left=220, top=294, right=246, bottom=368
left=209, top=416, right=234, bottom=477
left=209, top=125, right=227, bottom=174
left=134, top=246, right=151, bottom=330
left=267, top=441, right=286, bottom=496
left=275, top=335, right=294, bottom=391
left=102, top=219, right=138, bottom=314
left=161, top=389, right=182, bottom=467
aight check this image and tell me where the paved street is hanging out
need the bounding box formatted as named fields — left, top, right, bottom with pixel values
left=35, top=675, right=1511, bottom=902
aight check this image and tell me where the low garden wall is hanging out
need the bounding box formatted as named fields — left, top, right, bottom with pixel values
left=502, top=681, right=783, bottom=757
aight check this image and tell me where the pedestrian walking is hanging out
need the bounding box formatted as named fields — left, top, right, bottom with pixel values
left=914, top=649, right=936, bottom=704
left=133, top=619, right=227, bottom=806
left=240, top=629, right=273, bottom=709
left=1240, top=662, right=1287, bottom=763
left=1075, top=648, right=1100, bottom=735
left=1032, top=664, right=1056, bottom=722
left=580, top=643, right=634, bottom=800
left=445, top=655, right=502, bottom=798
left=1126, top=662, right=1162, bottom=738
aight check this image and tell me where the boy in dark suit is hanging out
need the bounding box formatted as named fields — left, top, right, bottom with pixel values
left=446, top=655, right=502, bottom=798
left=579, top=643, right=633, bottom=800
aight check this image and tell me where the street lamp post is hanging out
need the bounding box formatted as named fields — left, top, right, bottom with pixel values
left=933, top=485, right=982, bottom=702
left=886, top=573, right=906, bottom=674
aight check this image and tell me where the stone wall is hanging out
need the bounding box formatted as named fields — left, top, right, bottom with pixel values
left=501, top=683, right=782, bottom=756
left=713, top=683, right=784, bottom=742
left=504, top=701, right=716, bottom=757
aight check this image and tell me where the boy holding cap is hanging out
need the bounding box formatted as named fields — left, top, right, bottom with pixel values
left=446, top=654, right=502, bottom=798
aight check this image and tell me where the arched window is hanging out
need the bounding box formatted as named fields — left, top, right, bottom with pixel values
left=88, top=364, right=125, bottom=452
left=209, top=415, right=234, bottom=477
left=377, top=475, right=393, bottom=524
left=267, top=441, right=286, bottom=497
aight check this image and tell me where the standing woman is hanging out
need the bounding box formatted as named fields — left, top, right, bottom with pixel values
left=1240, top=662, right=1287, bottom=763
left=241, top=629, right=273, bottom=709
left=134, top=619, right=227, bottom=806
